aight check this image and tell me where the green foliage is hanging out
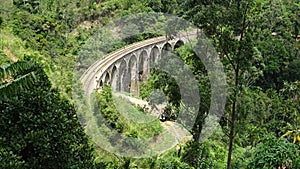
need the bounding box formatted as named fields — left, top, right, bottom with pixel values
left=251, top=0, right=299, bottom=90
left=283, top=59, right=300, bottom=82
left=13, top=0, right=41, bottom=14
left=0, top=61, right=39, bottom=99
left=0, top=148, right=24, bottom=169
left=182, top=141, right=213, bottom=168
left=157, top=157, right=192, bottom=168
left=114, top=96, right=162, bottom=138
left=182, top=127, right=229, bottom=168
left=0, top=64, right=95, bottom=168
left=247, top=135, right=300, bottom=169
left=147, top=0, right=179, bottom=13
left=230, top=145, right=252, bottom=169
left=232, top=87, right=271, bottom=147
left=94, top=85, right=121, bottom=130
left=260, top=85, right=300, bottom=138
left=122, top=32, right=162, bottom=45
left=95, top=85, right=162, bottom=138
left=178, top=1, right=299, bottom=167
left=140, top=68, right=181, bottom=106
left=0, top=50, right=11, bottom=66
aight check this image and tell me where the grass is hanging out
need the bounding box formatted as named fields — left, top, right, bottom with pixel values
left=112, top=95, right=156, bottom=123
left=148, top=131, right=177, bottom=154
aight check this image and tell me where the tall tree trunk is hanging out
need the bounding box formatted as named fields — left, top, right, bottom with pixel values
left=226, top=2, right=248, bottom=168
left=226, top=69, right=239, bottom=169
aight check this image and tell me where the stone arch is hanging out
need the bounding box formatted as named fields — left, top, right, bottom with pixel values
left=162, top=42, right=172, bottom=57
left=138, top=50, right=149, bottom=82
left=110, top=65, right=119, bottom=91
left=128, top=55, right=138, bottom=95
left=118, top=59, right=127, bottom=92
left=129, top=54, right=137, bottom=78
left=174, top=40, right=184, bottom=50
left=150, top=46, right=160, bottom=66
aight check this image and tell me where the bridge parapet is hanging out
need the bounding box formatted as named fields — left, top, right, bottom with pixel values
left=80, top=31, right=198, bottom=97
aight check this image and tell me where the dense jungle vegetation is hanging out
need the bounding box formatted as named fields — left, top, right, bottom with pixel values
left=0, top=0, right=299, bottom=168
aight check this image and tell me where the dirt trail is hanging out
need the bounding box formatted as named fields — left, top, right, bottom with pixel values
left=161, top=121, right=192, bottom=144
left=4, top=47, right=18, bottom=62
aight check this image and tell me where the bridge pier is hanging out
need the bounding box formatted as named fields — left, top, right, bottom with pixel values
left=87, top=32, right=196, bottom=97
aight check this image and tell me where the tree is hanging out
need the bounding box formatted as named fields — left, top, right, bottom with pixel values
left=247, top=135, right=300, bottom=169
left=13, top=0, right=41, bottom=13
left=184, top=1, right=261, bottom=168
left=279, top=81, right=300, bottom=144
left=233, top=87, right=271, bottom=147
left=251, top=0, right=299, bottom=90
left=179, top=0, right=298, bottom=168
left=0, top=61, right=95, bottom=168
left=283, top=59, right=300, bottom=82
left=147, top=0, right=179, bottom=13
left=182, top=141, right=213, bottom=168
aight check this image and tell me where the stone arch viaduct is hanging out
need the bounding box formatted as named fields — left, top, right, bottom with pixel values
left=80, top=32, right=197, bottom=97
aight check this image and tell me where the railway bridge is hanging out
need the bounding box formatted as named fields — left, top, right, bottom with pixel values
left=80, top=32, right=197, bottom=96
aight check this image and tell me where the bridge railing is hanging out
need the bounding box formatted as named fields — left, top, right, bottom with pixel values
left=80, top=31, right=199, bottom=96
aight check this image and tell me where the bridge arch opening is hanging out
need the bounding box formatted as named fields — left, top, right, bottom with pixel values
left=99, top=80, right=103, bottom=87
left=174, top=40, right=184, bottom=50
left=111, top=65, right=119, bottom=91
left=162, top=43, right=172, bottom=57
left=128, top=55, right=138, bottom=95
left=119, top=59, right=128, bottom=92
left=150, top=46, right=160, bottom=66
left=138, top=50, right=149, bottom=82
left=104, top=72, right=110, bottom=85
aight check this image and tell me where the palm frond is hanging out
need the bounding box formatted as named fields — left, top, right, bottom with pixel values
left=0, top=61, right=36, bottom=82
left=0, top=61, right=39, bottom=99
left=0, top=71, right=37, bottom=99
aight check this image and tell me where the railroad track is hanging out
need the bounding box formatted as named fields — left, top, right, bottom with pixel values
left=80, top=31, right=198, bottom=98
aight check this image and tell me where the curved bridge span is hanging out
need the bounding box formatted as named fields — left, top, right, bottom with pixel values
left=80, top=32, right=197, bottom=97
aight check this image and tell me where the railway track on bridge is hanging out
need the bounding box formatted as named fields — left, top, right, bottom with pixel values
left=80, top=31, right=198, bottom=98
left=80, top=36, right=166, bottom=97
